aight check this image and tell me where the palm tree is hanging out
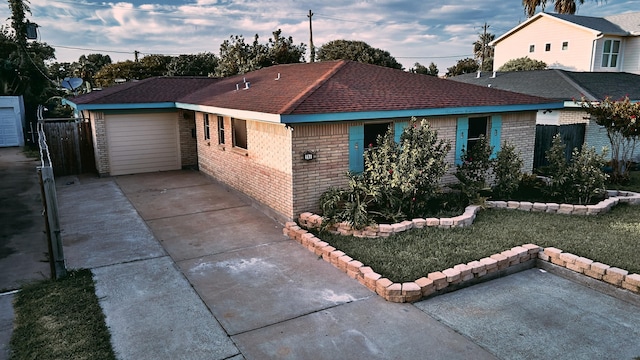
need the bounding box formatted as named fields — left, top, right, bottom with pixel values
left=473, top=32, right=495, bottom=71
left=522, top=0, right=585, bottom=17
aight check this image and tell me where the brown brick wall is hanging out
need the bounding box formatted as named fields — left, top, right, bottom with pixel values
left=292, top=122, right=351, bottom=216
left=501, top=112, right=537, bottom=172
left=558, top=109, right=589, bottom=125
left=178, top=110, right=198, bottom=168
left=196, top=112, right=294, bottom=219
left=87, top=111, right=110, bottom=176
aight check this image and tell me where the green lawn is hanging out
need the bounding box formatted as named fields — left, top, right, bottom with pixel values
left=9, top=269, right=116, bottom=360
left=318, top=203, right=640, bottom=283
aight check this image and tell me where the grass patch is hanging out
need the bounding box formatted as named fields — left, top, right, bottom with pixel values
left=9, top=269, right=115, bottom=360
left=318, top=204, right=640, bottom=283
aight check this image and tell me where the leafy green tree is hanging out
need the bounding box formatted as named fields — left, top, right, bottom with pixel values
left=93, top=54, right=172, bottom=86
left=167, top=53, right=218, bottom=76
left=454, top=136, right=493, bottom=203
left=265, top=29, right=306, bottom=66
left=316, top=40, right=403, bottom=69
left=497, top=56, right=547, bottom=71
left=492, top=141, right=524, bottom=199
left=410, top=62, right=439, bottom=76
left=445, top=58, right=479, bottom=77
left=75, top=54, right=112, bottom=84
left=3, top=1, right=56, bottom=107
left=216, top=29, right=305, bottom=77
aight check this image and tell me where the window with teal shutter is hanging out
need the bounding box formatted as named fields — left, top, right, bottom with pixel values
left=455, top=116, right=502, bottom=164
left=349, top=125, right=364, bottom=172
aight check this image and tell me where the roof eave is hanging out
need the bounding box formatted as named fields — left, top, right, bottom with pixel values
left=65, top=101, right=177, bottom=111
left=280, top=103, right=565, bottom=124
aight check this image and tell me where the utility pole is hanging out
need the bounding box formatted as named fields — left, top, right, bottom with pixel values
left=134, top=50, right=139, bottom=62
left=308, top=10, right=315, bottom=63
left=481, top=22, right=489, bottom=71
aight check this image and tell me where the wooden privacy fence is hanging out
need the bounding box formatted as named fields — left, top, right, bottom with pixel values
left=38, top=118, right=96, bottom=176
left=533, top=123, right=586, bottom=169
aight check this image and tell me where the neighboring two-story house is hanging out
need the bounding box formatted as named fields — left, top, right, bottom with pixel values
left=491, top=12, right=640, bottom=74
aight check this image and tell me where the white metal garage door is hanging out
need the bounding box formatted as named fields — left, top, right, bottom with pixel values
left=106, top=113, right=181, bottom=176
left=0, top=107, right=20, bottom=147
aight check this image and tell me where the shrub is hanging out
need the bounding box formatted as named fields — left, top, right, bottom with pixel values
left=364, top=117, right=451, bottom=219
left=318, top=173, right=377, bottom=230
left=542, top=134, right=570, bottom=199
left=492, top=141, right=524, bottom=199
left=319, top=117, right=451, bottom=226
left=542, top=134, right=609, bottom=204
left=565, top=146, right=609, bottom=204
left=454, top=136, right=493, bottom=203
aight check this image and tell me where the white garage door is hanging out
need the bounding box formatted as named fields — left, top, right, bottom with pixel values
left=0, top=107, right=20, bottom=147
left=106, top=113, right=181, bottom=176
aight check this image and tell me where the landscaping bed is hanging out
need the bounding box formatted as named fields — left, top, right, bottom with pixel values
left=286, top=200, right=640, bottom=302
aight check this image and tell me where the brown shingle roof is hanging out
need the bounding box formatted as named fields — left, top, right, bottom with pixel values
left=179, top=60, right=556, bottom=115
left=70, top=76, right=220, bottom=105
left=69, top=61, right=557, bottom=115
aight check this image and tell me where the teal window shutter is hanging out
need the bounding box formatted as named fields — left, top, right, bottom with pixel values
left=455, top=117, right=469, bottom=165
left=490, top=115, right=502, bottom=158
left=394, top=121, right=408, bottom=143
left=349, top=125, right=364, bottom=172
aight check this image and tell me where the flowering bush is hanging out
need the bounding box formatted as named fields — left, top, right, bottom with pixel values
left=579, top=96, right=640, bottom=183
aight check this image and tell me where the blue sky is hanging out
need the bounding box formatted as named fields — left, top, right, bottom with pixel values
left=1, top=0, right=638, bottom=71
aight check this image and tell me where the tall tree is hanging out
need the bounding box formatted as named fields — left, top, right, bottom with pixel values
left=410, top=62, right=439, bottom=76
left=445, top=58, right=479, bottom=77
left=316, top=40, right=403, bottom=70
left=497, top=56, right=547, bottom=71
left=3, top=0, right=56, bottom=106
left=166, top=53, right=218, bottom=76
left=522, top=0, right=585, bottom=17
left=473, top=31, right=495, bottom=72
left=216, top=29, right=305, bottom=77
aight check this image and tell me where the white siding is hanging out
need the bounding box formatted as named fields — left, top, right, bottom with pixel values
left=494, top=16, right=597, bottom=71
left=621, top=37, right=640, bottom=74
left=593, top=37, right=625, bottom=72
left=106, top=113, right=181, bottom=176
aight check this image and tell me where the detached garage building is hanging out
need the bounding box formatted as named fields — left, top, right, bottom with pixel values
left=0, top=96, right=25, bottom=147
left=65, top=77, right=218, bottom=176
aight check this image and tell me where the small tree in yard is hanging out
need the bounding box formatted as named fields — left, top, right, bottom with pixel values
left=543, top=134, right=608, bottom=204
left=580, top=96, right=640, bottom=183
left=493, top=141, right=524, bottom=199
left=454, top=136, right=493, bottom=203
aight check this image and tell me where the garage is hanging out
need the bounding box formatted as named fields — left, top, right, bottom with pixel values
left=0, top=96, right=25, bottom=147
left=106, top=112, right=181, bottom=176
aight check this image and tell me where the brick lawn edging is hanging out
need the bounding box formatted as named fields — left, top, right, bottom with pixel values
left=298, top=190, right=640, bottom=238
left=283, top=222, right=640, bottom=302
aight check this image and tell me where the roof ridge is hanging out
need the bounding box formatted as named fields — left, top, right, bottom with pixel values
left=276, top=60, right=348, bottom=115
left=554, top=70, right=598, bottom=101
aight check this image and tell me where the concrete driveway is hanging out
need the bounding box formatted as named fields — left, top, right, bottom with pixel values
left=52, top=169, right=640, bottom=359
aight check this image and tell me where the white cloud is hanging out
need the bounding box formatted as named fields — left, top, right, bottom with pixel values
left=0, top=0, right=637, bottom=71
